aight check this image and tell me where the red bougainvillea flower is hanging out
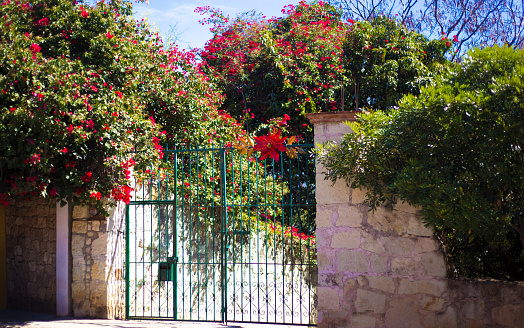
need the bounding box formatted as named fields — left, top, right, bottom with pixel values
left=35, top=17, right=49, bottom=26
left=48, top=188, right=57, bottom=197
left=81, top=171, right=92, bottom=183
left=106, top=32, right=114, bottom=39
left=90, top=191, right=102, bottom=200
left=81, top=9, right=89, bottom=18
left=30, top=43, right=41, bottom=54
left=254, top=129, right=287, bottom=161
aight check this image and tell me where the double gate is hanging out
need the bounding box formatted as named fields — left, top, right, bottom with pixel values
left=125, top=144, right=317, bottom=325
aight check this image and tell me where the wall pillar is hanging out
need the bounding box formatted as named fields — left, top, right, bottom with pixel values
left=56, top=200, right=71, bottom=316
left=307, top=111, right=449, bottom=328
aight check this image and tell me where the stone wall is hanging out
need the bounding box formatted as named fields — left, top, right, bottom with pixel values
left=448, top=279, right=524, bottom=328
left=308, top=112, right=524, bottom=328
left=5, top=198, right=56, bottom=313
left=71, top=203, right=126, bottom=319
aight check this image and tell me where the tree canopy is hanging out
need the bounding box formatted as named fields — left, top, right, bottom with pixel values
left=328, top=0, right=524, bottom=60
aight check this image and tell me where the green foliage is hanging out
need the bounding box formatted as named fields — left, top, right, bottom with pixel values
left=199, top=3, right=451, bottom=138
left=343, top=15, right=451, bottom=111
left=319, top=45, right=524, bottom=280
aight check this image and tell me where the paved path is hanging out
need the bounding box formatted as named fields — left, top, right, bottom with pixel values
left=0, top=310, right=307, bottom=328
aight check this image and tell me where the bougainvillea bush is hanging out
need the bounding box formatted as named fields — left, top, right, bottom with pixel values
left=198, top=1, right=452, bottom=138
left=0, top=0, right=243, bottom=210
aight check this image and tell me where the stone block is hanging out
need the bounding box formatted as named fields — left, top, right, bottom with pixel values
left=318, top=287, right=340, bottom=311
left=415, top=238, right=439, bottom=253
left=492, top=304, right=524, bottom=327
left=437, top=307, right=457, bottom=328
left=355, top=289, right=386, bottom=313
left=356, top=275, right=368, bottom=287
left=91, top=232, right=108, bottom=256
left=381, top=236, right=416, bottom=254
left=73, top=206, right=90, bottom=219
left=465, top=319, right=485, bottom=328
left=317, top=208, right=333, bottom=228
left=421, top=252, right=447, bottom=278
left=92, top=261, right=106, bottom=281
left=420, top=295, right=445, bottom=311
left=318, top=253, right=332, bottom=271
left=323, top=309, right=349, bottom=326
left=336, top=206, right=363, bottom=227
left=361, top=233, right=385, bottom=254
left=351, top=187, right=367, bottom=204
left=367, top=207, right=406, bottom=235
left=368, top=276, right=395, bottom=293
left=350, top=314, right=376, bottom=328
left=316, top=175, right=350, bottom=205
left=73, top=265, right=85, bottom=282
left=72, top=281, right=86, bottom=302
left=398, top=279, right=447, bottom=296
left=90, top=280, right=108, bottom=305
left=92, top=220, right=101, bottom=232
left=369, top=253, right=388, bottom=273
left=391, top=258, right=418, bottom=276
left=461, top=299, right=485, bottom=319
left=73, top=220, right=88, bottom=234
left=423, top=313, right=437, bottom=328
left=337, top=250, right=368, bottom=273
left=331, top=230, right=361, bottom=249
left=72, top=234, right=85, bottom=256
left=406, top=216, right=434, bottom=237
left=318, top=272, right=342, bottom=287
left=343, top=279, right=357, bottom=301
left=385, top=298, right=423, bottom=328
left=394, top=201, right=421, bottom=214
left=316, top=230, right=332, bottom=249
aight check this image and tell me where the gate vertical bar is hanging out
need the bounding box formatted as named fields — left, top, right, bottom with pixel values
left=173, top=147, right=178, bottom=320
left=219, top=148, right=228, bottom=324
left=125, top=204, right=130, bottom=319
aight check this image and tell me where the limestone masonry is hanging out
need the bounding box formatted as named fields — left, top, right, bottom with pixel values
left=5, top=198, right=56, bottom=313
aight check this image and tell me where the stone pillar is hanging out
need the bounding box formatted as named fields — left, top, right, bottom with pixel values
left=56, top=200, right=71, bottom=316
left=70, top=202, right=126, bottom=319
left=307, top=112, right=451, bottom=328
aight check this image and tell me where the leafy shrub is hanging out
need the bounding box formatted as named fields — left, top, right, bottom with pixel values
left=319, top=46, right=524, bottom=280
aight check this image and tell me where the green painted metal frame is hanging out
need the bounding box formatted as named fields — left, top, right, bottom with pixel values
left=125, top=143, right=317, bottom=325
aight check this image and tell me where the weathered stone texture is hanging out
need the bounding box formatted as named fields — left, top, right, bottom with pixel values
left=69, top=203, right=126, bottom=319
left=5, top=198, right=56, bottom=313
left=71, top=213, right=108, bottom=318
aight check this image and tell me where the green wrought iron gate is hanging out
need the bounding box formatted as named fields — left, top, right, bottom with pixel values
left=126, top=144, right=317, bottom=325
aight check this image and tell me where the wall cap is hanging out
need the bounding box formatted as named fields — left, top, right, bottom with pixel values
left=306, top=111, right=360, bottom=125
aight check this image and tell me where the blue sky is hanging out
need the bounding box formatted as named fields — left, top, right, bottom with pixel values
left=133, top=0, right=302, bottom=50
